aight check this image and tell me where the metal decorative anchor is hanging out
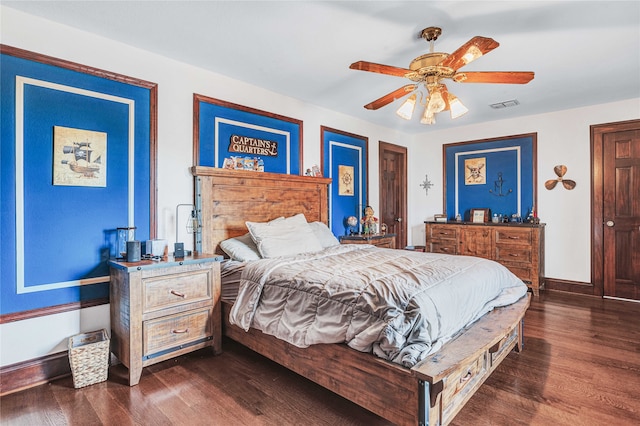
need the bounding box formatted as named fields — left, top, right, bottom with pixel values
left=489, top=172, right=513, bottom=197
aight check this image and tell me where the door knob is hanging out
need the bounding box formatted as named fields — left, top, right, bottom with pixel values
left=606, top=220, right=614, bottom=227
left=395, top=217, right=402, bottom=222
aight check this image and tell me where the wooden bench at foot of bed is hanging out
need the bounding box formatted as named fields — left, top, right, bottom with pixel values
left=222, top=294, right=530, bottom=426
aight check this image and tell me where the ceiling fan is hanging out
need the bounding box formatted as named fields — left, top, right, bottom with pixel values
left=349, top=27, right=534, bottom=124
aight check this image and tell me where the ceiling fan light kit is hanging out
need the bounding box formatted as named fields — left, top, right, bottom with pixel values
left=350, top=26, right=534, bottom=125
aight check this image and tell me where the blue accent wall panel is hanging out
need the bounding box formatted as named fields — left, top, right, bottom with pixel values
left=445, top=135, right=535, bottom=221
left=197, top=100, right=301, bottom=175
left=322, top=129, right=367, bottom=237
left=1, top=53, right=152, bottom=315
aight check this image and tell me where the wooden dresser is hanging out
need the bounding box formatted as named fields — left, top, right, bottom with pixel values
left=340, top=233, right=397, bottom=249
left=424, top=222, right=545, bottom=295
left=109, top=254, right=222, bottom=385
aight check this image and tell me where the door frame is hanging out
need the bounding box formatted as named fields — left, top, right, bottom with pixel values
left=591, top=119, right=640, bottom=297
left=378, top=141, right=407, bottom=249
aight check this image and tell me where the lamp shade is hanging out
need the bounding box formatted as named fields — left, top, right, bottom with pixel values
left=448, top=94, right=469, bottom=119
left=396, top=94, right=417, bottom=120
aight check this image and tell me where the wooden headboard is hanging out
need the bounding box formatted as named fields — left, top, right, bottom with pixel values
left=192, top=166, right=332, bottom=255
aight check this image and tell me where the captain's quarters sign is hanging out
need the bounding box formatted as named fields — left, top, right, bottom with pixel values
left=228, top=134, right=278, bottom=157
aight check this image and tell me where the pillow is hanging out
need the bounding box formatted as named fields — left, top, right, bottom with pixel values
left=219, top=233, right=262, bottom=262
left=246, top=213, right=323, bottom=258
left=309, top=221, right=340, bottom=248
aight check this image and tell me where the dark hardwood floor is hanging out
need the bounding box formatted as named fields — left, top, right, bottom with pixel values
left=2, top=291, right=639, bottom=425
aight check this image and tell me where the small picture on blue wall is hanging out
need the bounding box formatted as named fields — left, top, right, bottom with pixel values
left=464, top=157, right=486, bottom=185
left=53, top=126, right=107, bottom=187
left=338, top=165, right=354, bottom=196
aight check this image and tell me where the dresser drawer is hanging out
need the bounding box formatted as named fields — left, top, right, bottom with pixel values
left=143, top=307, right=212, bottom=357
left=500, top=264, right=532, bottom=283
left=495, top=228, right=532, bottom=245
left=495, top=245, right=532, bottom=264
left=430, top=241, right=458, bottom=255
left=143, top=269, right=212, bottom=313
left=428, top=225, right=458, bottom=240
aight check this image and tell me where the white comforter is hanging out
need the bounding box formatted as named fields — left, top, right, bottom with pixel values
left=229, top=244, right=528, bottom=367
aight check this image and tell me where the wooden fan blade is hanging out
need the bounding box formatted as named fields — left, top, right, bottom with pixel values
left=545, top=179, right=559, bottom=190
left=364, top=84, right=418, bottom=110
left=439, top=36, right=500, bottom=70
left=554, top=165, right=567, bottom=177
left=562, top=179, right=576, bottom=190
left=349, top=61, right=412, bottom=77
left=452, top=71, right=535, bottom=84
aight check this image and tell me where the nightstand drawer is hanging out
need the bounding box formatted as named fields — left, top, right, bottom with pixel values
left=143, top=307, right=212, bottom=357
left=143, top=269, right=212, bottom=313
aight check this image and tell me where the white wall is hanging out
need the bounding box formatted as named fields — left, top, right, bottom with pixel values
left=1, top=6, right=638, bottom=367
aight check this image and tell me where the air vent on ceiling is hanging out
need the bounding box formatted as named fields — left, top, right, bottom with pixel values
left=489, top=99, right=520, bottom=109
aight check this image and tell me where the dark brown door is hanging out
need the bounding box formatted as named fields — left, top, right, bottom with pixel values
left=379, top=141, right=407, bottom=249
left=593, top=120, right=640, bottom=300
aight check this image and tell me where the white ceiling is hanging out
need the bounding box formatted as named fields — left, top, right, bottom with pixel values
left=4, top=1, right=640, bottom=134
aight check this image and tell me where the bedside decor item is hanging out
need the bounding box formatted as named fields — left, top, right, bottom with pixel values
left=126, top=240, right=141, bottom=262
left=545, top=165, right=576, bottom=190
left=116, top=226, right=137, bottom=260
left=68, top=329, right=110, bottom=388
left=361, top=205, right=379, bottom=234
left=346, top=215, right=358, bottom=235
left=175, top=204, right=200, bottom=256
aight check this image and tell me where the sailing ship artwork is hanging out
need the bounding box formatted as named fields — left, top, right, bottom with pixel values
left=53, top=126, right=107, bottom=187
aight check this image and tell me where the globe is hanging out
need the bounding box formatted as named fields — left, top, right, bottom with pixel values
left=346, top=216, right=358, bottom=228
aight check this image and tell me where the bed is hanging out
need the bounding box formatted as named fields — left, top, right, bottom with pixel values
left=192, top=166, right=531, bottom=426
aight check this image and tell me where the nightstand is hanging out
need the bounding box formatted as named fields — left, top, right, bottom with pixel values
left=108, top=253, right=222, bottom=386
left=340, top=233, right=397, bottom=249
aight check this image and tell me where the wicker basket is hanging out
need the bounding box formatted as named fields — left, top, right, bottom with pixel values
left=68, top=329, right=110, bottom=388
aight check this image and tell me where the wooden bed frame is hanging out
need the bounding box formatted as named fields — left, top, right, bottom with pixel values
left=192, top=166, right=531, bottom=426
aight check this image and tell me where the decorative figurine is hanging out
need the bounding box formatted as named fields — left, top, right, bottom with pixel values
left=361, top=205, right=379, bottom=235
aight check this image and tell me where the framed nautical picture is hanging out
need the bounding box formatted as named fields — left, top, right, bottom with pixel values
left=53, top=126, right=107, bottom=187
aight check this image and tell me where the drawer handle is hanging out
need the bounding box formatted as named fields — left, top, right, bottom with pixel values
left=441, top=248, right=450, bottom=252
left=507, top=236, right=521, bottom=240
left=509, top=253, right=520, bottom=257
left=172, top=328, right=189, bottom=334
left=460, top=371, right=472, bottom=383
left=170, top=290, right=186, bottom=298
left=438, top=232, right=450, bottom=236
